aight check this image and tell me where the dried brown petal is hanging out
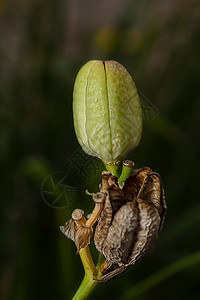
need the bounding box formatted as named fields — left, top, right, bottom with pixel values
left=102, top=200, right=139, bottom=264
left=128, top=198, right=160, bottom=265
left=139, top=172, right=166, bottom=231
left=60, top=219, right=75, bottom=242
left=108, top=183, right=126, bottom=213
left=94, top=191, right=113, bottom=253
left=74, top=224, right=93, bottom=253
left=124, top=168, right=166, bottom=231
left=123, top=167, right=152, bottom=201
left=97, top=264, right=127, bottom=282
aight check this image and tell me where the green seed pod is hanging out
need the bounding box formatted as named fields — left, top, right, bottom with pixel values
left=73, top=60, right=142, bottom=163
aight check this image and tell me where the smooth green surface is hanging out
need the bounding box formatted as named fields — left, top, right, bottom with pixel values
left=104, top=162, right=121, bottom=177
left=72, top=251, right=105, bottom=300
left=73, top=60, right=98, bottom=156
left=72, top=247, right=98, bottom=300
left=118, top=162, right=135, bottom=185
left=72, top=275, right=97, bottom=300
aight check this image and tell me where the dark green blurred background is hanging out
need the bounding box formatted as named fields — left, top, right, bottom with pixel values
left=0, top=0, right=200, bottom=299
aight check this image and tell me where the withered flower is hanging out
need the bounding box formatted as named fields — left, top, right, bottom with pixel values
left=94, top=167, right=166, bottom=282
left=60, top=165, right=166, bottom=283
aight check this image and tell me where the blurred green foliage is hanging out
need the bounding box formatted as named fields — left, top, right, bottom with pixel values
left=0, top=0, right=200, bottom=299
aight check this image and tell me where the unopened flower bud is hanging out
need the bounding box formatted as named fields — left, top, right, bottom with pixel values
left=73, top=60, right=142, bottom=163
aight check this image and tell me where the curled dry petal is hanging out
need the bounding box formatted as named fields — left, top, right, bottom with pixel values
left=60, top=219, right=75, bottom=242
left=124, top=168, right=166, bottom=231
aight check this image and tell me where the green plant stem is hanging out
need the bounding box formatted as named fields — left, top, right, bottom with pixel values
left=72, top=247, right=104, bottom=300
left=72, top=274, right=98, bottom=300
left=103, top=161, right=121, bottom=177
left=79, top=246, right=96, bottom=276
left=118, top=161, right=134, bottom=188
left=95, top=253, right=105, bottom=277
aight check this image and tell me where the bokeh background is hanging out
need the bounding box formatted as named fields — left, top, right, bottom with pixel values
left=0, top=0, right=200, bottom=299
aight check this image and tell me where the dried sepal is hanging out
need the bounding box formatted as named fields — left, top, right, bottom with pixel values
left=97, top=264, right=128, bottom=283
left=74, top=222, right=93, bottom=253
left=60, top=218, right=75, bottom=242
left=60, top=209, right=93, bottom=253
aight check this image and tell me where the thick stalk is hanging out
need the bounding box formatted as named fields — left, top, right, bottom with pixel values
left=72, top=274, right=97, bottom=300
left=72, top=247, right=104, bottom=300
left=79, top=246, right=96, bottom=276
